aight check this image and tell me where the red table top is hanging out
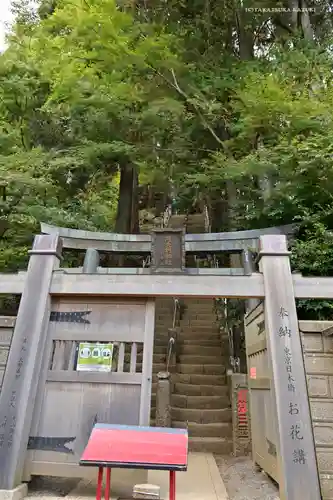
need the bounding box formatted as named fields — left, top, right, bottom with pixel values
left=80, top=424, right=188, bottom=471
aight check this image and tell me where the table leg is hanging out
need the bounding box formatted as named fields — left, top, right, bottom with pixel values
left=105, top=468, right=111, bottom=500
left=96, top=467, right=104, bottom=500
left=169, top=471, right=176, bottom=500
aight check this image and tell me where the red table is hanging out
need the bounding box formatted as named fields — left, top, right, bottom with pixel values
left=80, top=424, right=188, bottom=500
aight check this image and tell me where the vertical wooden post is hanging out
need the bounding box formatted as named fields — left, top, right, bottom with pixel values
left=242, top=249, right=259, bottom=311
left=0, top=234, right=62, bottom=490
left=259, top=235, right=321, bottom=500
left=139, top=299, right=155, bottom=425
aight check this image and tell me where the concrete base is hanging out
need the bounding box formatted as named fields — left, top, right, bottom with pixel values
left=133, top=483, right=160, bottom=499
left=0, top=484, right=28, bottom=500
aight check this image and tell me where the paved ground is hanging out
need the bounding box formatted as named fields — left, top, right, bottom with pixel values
left=215, top=456, right=279, bottom=500
left=24, top=454, right=279, bottom=500
left=149, top=452, right=228, bottom=500
left=25, top=453, right=229, bottom=500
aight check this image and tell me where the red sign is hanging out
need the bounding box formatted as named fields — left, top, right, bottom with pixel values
left=80, top=424, right=188, bottom=469
left=237, top=389, right=247, bottom=414
left=250, top=367, right=257, bottom=379
left=237, top=389, right=249, bottom=439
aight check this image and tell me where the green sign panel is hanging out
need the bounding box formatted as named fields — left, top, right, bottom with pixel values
left=77, top=342, right=113, bottom=372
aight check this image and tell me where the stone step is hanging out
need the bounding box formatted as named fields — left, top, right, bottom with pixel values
left=178, top=355, right=223, bottom=365
left=172, top=394, right=230, bottom=409
left=178, top=333, right=221, bottom=341
left=153, top=340, right=172, bottom=348
left=181, top=309, right=215, bottom=315
left=179, top=345, right=222, bottom=356
left=178, top=339, right=223, bottom=347
left=183, top=313, right=215, bottom=318
left=178, top=364, right=226, bottom=375
left=181, top=317, right=217, bottom=323
left=150, top=394, right=229, bottom=410
left=172, top=373, right=227, bottom=385
left=152, top=345, right=167, bottom=354
left=179, top=327, right=220, bottom=335
left=181, top=325, right=219, bottom=331
left=180, top=325, right=218, bottom=330
left=182, top=308, right=214, bottom=313
left=180, top=320, right=215, bottom=327
left=181, top=326, right=218, bottom=332
left=154, top=333, right=172, bottom=339
left=188, top=437, right=233, bottom=454
left=186, top=213, right=205, bottom=220
left=179, top=339, right=222, bottom=347
left=179, top=338, right=222, bottom=345
left=174, top=383, right=229, bottom=397
left=129, top=353, right=165, bottom=364
left=172, top=421, right=232, bottom=438
left=154, top=334, right=173, bottom=340
left=171, top=407, right=232, bottom=424
left=180, top=327, right=218, bottom=333
left=183, top=312, right=215, bottom=317
left=136, top=362, right=165, bottom=373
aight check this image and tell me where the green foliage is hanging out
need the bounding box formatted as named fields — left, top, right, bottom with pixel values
left=1, top=0, right=333, bottom=318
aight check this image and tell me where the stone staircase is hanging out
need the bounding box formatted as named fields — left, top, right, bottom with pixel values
left=172, top=298, right=232, bottom=453
left=149, top=212, right=233, bottom=454
left=150, top=297, right=232, bottom=453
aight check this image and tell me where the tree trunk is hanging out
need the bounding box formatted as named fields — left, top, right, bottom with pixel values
left=115, top=163, right=139, bottom=234
left=288, top=0, right=314, bottom=40
left=235, top=5, right=254, bottom=60
left=299, top=0, right=314, bottom=41
left=131, top=167, right=139, bottom=233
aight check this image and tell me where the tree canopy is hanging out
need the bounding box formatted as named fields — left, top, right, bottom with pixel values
left=1, top=0, right=333, bottom=317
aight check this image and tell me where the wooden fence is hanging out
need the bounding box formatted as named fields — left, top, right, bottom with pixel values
left=245, top=302, right=279, bottom=482
left=23, top=296, right=154, bottom=481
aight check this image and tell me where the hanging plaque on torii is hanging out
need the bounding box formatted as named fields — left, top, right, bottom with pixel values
left=151, top=229, right=185, bottom=274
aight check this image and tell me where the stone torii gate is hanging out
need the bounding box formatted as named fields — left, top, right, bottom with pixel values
left=0, top=222, right=325, bottom=500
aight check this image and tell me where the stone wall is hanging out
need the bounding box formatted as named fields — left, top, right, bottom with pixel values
left=301, top=320, right=333, bottom=500
left=0, top=317, right=15, bottom=391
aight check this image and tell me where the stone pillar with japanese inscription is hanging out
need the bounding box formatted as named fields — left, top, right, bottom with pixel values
left=0, top=234, right=62, bottom=493
left=151, top=229, right=185, bottom=274
left=259, top=235, right=321, bottom=500
left=231, top=373, right=251, bottom=457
